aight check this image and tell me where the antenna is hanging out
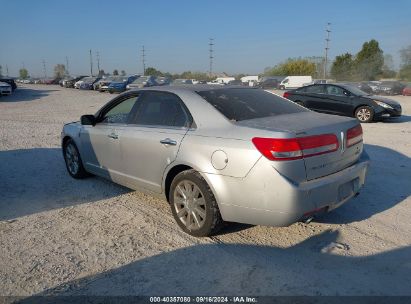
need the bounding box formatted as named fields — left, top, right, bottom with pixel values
left=324, top=22, right=331, bottom=79
left=209, top=38, right=214, bottom=77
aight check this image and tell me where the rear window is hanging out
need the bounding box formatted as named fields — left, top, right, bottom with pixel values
left=197, top=88, right=307, bottom=121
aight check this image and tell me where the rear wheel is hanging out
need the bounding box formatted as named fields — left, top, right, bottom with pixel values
left=355, top=106, right=374, bottom=123
left=63, top=139, right=89, bottom=179
left=170, top=170, right=223, bottom=237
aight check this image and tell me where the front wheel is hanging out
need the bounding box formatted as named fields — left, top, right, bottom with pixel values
left=170, top=170, right=224, bottom=237
left=279, top=85, right=285, bottom=90
left=355, top=106, right=374, bottom=123
left=63, top=139, right=89, bottom=179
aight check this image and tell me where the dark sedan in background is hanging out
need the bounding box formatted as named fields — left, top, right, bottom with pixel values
left=64, top=76, right=87, bottom=88
left=283, top=83, right=402, bottom=123
left=79, top=77, right=101, bottom=90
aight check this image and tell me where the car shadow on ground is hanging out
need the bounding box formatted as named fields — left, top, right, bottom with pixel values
left=17, top=230, right=411, bottom=297
left=0, top=148, right=130, bottom=221
left=317, top=144, right=411, bottom=224
left=0, top=86, right=58, bottom=102
left=380, top=115, right=411, bottom=123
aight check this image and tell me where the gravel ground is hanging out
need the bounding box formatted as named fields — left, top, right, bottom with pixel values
left=0, top=85, right=410, bottom=298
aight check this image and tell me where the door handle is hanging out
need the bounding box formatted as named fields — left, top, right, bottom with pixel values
left=108, top=133, right=118, bottom=139
left=160, top=138, right=177, bottom=146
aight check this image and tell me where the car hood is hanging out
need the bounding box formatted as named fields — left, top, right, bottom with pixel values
left=362, top=95, right=400, bottom=107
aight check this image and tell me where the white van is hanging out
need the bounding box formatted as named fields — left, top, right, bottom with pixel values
left=279, top=76, right=312, bottom=89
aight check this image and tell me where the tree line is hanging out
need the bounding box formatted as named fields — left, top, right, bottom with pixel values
left=10, top=40, right=411, bottom=82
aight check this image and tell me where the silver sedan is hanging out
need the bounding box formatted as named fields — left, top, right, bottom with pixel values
left=61, top=86, right=369, bottom=236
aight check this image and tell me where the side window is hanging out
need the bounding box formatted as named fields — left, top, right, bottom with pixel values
left=305, top=85, right=325, bottom=94
left=100, top=95, right=139, bottom=124
left=326, top=85, right=344, bottom=96
left=131, top=91, right=189, bottom=127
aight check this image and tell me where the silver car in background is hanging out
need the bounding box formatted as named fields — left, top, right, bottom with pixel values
left=61, top=86, right=369, bottom=236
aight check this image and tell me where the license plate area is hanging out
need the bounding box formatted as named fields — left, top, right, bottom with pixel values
left=338, top=178, right=360, bottom=201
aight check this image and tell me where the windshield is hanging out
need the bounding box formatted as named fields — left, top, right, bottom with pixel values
left=197, top=88, right=307, bottom=121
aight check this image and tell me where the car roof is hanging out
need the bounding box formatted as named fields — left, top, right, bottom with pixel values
left=129, top=84, right=250, bottom=94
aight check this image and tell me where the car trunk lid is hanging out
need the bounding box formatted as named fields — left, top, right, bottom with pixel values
left=239, top=111, right=363, bottom=181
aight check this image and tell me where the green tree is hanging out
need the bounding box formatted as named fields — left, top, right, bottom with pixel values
left=354, top=39, right=384, bottom=80
left=120, top=70, right=126, bottom=76
left=330, top=53, right=354, bottom=81
left=264, top=58, right=316, bottom=77
left=54, top=64, right=66, bottom=78
left=19, top=68, right=29, bottom=79
left=113, top=69, right=119, bottom=76
left=145, top=67, right=164, bottom=77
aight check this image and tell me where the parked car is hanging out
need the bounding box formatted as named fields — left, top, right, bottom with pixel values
left=79, top=77, right=101, bottom=90
left=227, top=80, right=243, bottom=86
left=126, top=75, right=157, bottom=89
left=0, top=81, right=12, bottom=95
left=107, top=75, right=138, bottom=93
left=62, top=86, right=369, bottom=236
left=171, top=79, right=196, bottom=86
left=94, top=76, right=119, bottom=92
left=65, top=76, right=87, bottom=88
left=376, top=81, right=405, bottom=95
left=283, top=83, right=402, bottom=123
left=257, top=78, right=279, bottom=89
left=279, top=76, right=312, bottom=90
left=155, top=76, right=171, bottom=86
left=0, top=78, right=17, bottom=91
left=402, top=84, right=411, bottom=96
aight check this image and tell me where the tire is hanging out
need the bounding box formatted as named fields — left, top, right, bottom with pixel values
left=279, top=85, right=285, bottom=90
left=355, top=106, right=374, bottom=123
left=169, top=170, right=224, bottom=237
left=63, top=139, right=89, bottom=179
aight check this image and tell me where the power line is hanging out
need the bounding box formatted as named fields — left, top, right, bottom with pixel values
left=89, top=49, right=93, bottom=76
left=141, top=45, right=146, bottom=76
left=209, top=38, right=214, bottom=77
left=324, top=22, right=331, bottom=79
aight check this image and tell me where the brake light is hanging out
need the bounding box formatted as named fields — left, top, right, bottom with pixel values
left=283, top=92, right=290, bottom=99
left=346, top=125, right=363, bottom=147
left=252, top=134, right=339, bottom=161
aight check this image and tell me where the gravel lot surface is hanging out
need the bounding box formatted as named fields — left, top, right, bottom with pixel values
left=1, top=85, right=410, bottom=298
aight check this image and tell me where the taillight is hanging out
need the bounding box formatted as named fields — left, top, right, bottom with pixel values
left=347, top=125, right=363, bottom=147
left=283, top=92, right=290, bottom=99
left=252, top=134, right=339, bottom=161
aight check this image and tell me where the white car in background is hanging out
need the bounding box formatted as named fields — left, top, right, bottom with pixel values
left=74, top=79, right=86, bottom=89
left=0, top=81, right=12, bottom=95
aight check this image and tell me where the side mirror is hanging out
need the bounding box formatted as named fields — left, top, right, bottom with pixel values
left=343, top=91, right=351, bottom=97
left=81, top=114, right=96, bottom=126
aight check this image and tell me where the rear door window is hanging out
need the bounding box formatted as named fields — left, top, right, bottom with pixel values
left=130, top=91, right=190, bottom=127
left=197, top=88, right=307, bottom=122
left=305, top=85, right=326, bottom=94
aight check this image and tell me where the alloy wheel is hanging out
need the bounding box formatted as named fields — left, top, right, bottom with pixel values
left=65, top=143, right=80, bottom=175
left=173, top=180, right=207, bottom=231
left=356, top=108, right=371, bottom=122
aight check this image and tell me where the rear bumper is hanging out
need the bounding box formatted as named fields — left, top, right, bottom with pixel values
left=205, top=151, right=370, bottom=227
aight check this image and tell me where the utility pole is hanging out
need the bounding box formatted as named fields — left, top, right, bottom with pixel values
left=89, top=49, right=94, bottom=76
left=96, top=51, right=100, bottom=75
left=209, top=38, right=214, bottom=77
left=42, top=60, right=47, bottom=78
left=141, top=45, right=146, bottom=76
left=324, top=22, right=331, bottom=79
left=65, top=56, right=70, bottom=76
left=6, top=65, right=9, bottom=77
